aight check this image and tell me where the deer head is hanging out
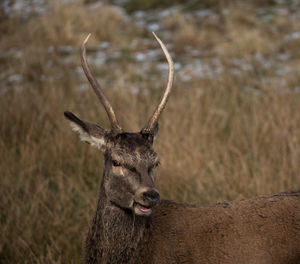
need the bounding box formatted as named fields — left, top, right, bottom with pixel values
left=64, top=33, right=174, bottom=216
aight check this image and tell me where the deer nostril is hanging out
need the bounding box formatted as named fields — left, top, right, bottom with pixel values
left=143, top=190, right=160, bottom=205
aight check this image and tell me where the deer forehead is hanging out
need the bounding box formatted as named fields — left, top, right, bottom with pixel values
left=111, top=149, right=158, bottom=166
left=107, top=133, right=157, bottom=162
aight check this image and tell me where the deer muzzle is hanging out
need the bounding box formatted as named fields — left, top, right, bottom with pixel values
left=134, top=188, right=160, bottom=216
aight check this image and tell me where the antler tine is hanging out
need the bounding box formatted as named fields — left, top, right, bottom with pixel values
left=81, top=34, right=122, bottom=132
left=142, top=32, right=174, bottom=134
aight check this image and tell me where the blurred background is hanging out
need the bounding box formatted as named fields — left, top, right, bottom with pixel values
left=1, top=0, right=300, bottom=262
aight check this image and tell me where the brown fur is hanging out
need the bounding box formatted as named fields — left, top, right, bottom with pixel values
left=146, top=194, right=300, bottom=264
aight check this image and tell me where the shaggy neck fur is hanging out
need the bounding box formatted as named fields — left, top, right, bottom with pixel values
left=84, top=173, right=151, bottom=264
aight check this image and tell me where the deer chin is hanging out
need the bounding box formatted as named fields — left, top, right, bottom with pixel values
left=133, top=202, right=152, bottom=216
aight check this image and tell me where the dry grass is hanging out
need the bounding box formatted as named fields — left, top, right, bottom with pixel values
left=0, top=1, right=300, bottom=263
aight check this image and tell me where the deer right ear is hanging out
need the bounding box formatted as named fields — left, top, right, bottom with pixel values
left=64, top=111, right=107, bottom=151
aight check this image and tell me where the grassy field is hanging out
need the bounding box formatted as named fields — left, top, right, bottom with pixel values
left=1, top=0, right=300, bottom=263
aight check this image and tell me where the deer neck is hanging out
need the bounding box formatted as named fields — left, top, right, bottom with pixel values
left=85, top=174, right=151, bottom=264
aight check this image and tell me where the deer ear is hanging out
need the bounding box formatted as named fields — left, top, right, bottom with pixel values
left=64, top=111, right=107, bottom=151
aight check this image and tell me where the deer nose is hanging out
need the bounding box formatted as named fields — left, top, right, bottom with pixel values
left=143, top=189, right=160, bottom=206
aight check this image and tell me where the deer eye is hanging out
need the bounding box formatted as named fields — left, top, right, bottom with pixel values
left=112, top=160, right=122, bottom=167
left=154, top=161, right=160, bottom=168
left=149, top=161, right=160, bottom=172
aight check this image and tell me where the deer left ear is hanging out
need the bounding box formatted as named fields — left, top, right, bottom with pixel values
left=64, top=111, right=107, bottom=151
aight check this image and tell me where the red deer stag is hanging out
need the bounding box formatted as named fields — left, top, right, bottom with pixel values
left=64, top=33, right=300, bottom=264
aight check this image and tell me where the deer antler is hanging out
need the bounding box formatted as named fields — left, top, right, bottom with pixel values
left=141, top=32, right=174, bottom=134
left=81, top=34, right=122, bottom=132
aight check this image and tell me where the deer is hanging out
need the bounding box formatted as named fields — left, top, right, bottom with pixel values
left=64, top=32, right=300, bottom=264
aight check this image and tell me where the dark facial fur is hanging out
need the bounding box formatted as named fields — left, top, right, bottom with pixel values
left=104, top=132, right=160, bottom=216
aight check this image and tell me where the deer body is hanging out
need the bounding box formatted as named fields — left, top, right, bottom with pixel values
left=148, top=195, right=300, bottom=264
left=65, top=33, right=300, bottom=264
left=85, top=190, right=300, bottom=264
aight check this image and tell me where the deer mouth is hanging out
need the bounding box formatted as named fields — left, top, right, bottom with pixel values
left=134, top=202, right=152, bottom=216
